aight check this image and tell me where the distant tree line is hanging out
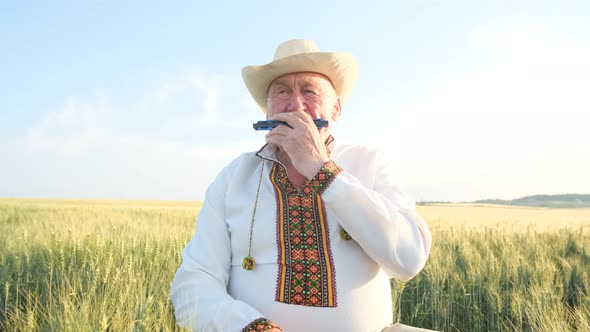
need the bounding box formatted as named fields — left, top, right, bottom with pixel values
left=475, top=194, right=590, bottom=208
left=418, top=194, right=590, bottom=208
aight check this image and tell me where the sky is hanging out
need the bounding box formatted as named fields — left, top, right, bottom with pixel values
left=1, top=1, right=589, bottom=202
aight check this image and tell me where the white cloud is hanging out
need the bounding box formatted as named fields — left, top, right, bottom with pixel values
left=363, top=20, right=590, bottom=201
left=26, top=71, right=253, bottom=155
left=131, top=71, right=260, bottom=130
left=135, top=72, right=224, bottom=128
left=26, top=96, right=108, bottom=155
left=19, top=71, right=264, bottom=200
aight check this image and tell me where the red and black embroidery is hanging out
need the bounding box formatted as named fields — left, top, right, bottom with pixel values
left=270, top=161, right=341, bottom=307
left=309, top=160, right=342, bottom=194
left=242, top=318, right=281, bottom=332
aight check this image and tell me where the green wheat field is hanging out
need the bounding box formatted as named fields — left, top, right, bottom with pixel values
left=1, top=198, right=589, bottom=331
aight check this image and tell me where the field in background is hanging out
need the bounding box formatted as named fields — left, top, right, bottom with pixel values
left=1, top=199, right=589, bottom=331
left=403, top=204, right=589, bottom=331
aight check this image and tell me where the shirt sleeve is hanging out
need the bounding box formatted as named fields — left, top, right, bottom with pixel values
left=317, top=152, right=432, bottom=281
left=170, top=161, right=280, bottom=331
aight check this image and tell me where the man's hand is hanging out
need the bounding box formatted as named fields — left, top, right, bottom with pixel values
left=265, top=112, right=330, bottom=179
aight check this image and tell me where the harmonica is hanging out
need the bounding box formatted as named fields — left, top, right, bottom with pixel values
left=252, top=119, right=329, bottom=131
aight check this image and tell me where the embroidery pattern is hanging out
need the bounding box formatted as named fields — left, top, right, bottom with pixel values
left=242, top=318, right=281, bottom=332
left=271, top=162, right=341, bottom=307
left=309, top=160, right=342, bottom=194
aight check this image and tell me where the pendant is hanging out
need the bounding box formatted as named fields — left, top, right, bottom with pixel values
left=340, top=228, right=352, bottom=240
left=242, top=256, right=256, bottom=271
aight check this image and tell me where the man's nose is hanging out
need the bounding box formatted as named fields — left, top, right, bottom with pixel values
left=286, top=93, right=305, bottom=112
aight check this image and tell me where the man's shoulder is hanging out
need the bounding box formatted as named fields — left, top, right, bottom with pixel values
left=332, top=142, right=384, bottom=159
left=207, top=150, right=261, bottom=189
left=223, top=151, right=260, bottom=171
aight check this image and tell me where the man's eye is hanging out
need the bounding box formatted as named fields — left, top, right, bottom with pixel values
left=303, top=89, right=318, bottom=95
left=277, top=90, right=287, bottom=95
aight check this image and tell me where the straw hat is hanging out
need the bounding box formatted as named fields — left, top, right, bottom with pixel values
left=242, top=39, right=359, bottom=113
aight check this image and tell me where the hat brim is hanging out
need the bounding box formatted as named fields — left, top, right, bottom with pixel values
left=242, top=52, right=358, bottom=113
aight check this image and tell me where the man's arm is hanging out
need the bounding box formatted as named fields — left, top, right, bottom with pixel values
left=170, top=162, right=281, bottom=332
left=264, top=111, right=431, bottom=280
left=317, top=150, right=432, bottom=280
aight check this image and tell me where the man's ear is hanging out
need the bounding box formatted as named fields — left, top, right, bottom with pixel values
left=331, top=97, right=342, bottom=122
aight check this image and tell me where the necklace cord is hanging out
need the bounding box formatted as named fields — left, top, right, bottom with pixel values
left=247, top=162, right=265, bottom=258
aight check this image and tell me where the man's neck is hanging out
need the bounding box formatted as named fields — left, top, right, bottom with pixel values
left=276, top=149, right=292, bottom=167
left=276, top=150, right=307, bottom=188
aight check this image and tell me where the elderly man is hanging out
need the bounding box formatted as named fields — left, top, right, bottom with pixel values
left=170, top=39, right=433, bottom=332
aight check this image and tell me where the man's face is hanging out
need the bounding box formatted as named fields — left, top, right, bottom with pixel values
left=266, top=72, right=341, bottom=124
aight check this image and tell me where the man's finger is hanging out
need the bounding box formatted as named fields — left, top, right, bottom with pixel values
left=265, top=133, right=287, bottom=148
left=266, top=125, right=291, bottom=137
left=270, top=112, right=311, bottom=127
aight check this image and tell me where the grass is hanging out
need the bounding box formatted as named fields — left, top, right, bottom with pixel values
left=0, top=198, right=198, bottom=331
left=1, top=199, right=589, bottom=331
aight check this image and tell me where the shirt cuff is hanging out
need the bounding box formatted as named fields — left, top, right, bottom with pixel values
left=309, top=160, right=343, bottom=195
left=242, top=318, right=282, bottom=332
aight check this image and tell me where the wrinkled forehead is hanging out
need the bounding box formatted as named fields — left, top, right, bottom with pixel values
left=268, top=72, right=336, bottom=91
